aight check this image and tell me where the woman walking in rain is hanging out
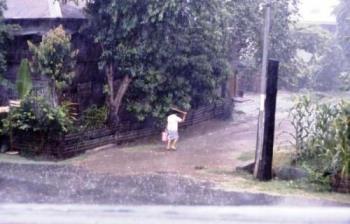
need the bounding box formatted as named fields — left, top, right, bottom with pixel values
left=165, top=108, right=187, bottom=150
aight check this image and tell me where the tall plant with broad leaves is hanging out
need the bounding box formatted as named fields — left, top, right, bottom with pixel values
left=289, top=95, right=315, bottom=159
left=16, top=59, right=32, bottom=100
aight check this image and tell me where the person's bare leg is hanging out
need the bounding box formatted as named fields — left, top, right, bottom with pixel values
left=167, top=139, right=171, bottom=150
left=171, top=139, right=178, bottom=150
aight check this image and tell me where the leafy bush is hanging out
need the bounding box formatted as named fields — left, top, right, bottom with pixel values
left=81, top=105, right=107, bottom=129
left=3, top=96, right=73, bottom=136
left=0, top=112, right=5, bottom=135
left=290, top=95, right=350, bottom=188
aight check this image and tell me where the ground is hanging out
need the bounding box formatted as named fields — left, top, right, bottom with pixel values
left=1, top=91, right=350, bottom=205
left=72, top=91, right=291, bottom=178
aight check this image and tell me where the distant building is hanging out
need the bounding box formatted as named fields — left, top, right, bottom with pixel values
left=4, top=0, right=85, bottom=19
left=1, top=0, right=103, bottom=109
left=298, top=0, right=338, bottom=33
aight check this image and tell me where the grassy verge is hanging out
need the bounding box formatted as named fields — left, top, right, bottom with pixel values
left=216, top=171, right=350, bottom=205
left=201, top=150, right=350, bottom=205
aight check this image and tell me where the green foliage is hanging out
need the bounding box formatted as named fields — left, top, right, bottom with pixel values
left=0, top=112, right=5, bottom=135
left=85, top=0, right=230, bottom=123
left=28, top=25, right=77, bottom=105
left=334, top=0, right=350, bottom=90
left=333, top=101, right=350, bottom=177
left=16, top=59, right=32, bottom=100
left=4, top=96, right=74, bottom=135
left=221, top=0, right=300, bottom=90
left=0, top=0, right=17, bottom=103
left=302, top=164, right=332, bottom=191
left=336, top=0, right=350, bottom=62
left=267, top=0, right=300, bottom=89
left=292, top=22, right=348, bottom=91
left=0, top=0, right=9, bottom=78
left=292, top=25, right=330, bottom=89
left=290, top=95, right=350, bottom=187
left=81, top=105, right=107, bottom=129
left=0, top=74, right=14, bottom=103
left=289, top=95, right=315, bottom=157
left=339, top=72, right=350, bottom=91
left=312, top=43, right=345, bottom=91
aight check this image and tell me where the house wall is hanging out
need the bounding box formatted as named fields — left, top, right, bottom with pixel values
left=3, top=18, right=105, bottom=110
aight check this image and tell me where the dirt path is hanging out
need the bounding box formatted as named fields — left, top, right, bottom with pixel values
left=73, top=92, right=294, bottom=180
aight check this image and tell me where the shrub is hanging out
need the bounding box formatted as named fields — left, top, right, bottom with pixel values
left=290, top=95, right=350, bottom=188
left=81, top=105, right=107, bottom=129
left=5, top=96, right=73, bottom=136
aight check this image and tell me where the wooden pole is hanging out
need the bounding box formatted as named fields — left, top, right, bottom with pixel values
left=254, top=1, right=271, bottom=178
left=254, top=60, right=279, bottom=180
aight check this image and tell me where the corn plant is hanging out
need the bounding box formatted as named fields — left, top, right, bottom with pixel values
left=289, top=95, right=315, bottom=159
left=290, top=95, right=350, bottom=186
left=332, top=101, right=350, bottom=178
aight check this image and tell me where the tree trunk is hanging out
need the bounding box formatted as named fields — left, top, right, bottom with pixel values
left=106, top=64, right=132, bottom=127
left=50, top=80, right=59, bottom=108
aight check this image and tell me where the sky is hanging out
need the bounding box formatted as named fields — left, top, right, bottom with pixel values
left=299, top=0, right=339, bottom=23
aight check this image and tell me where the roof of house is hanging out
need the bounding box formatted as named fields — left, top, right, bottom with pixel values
left=3, top=0, right=85, bottom=19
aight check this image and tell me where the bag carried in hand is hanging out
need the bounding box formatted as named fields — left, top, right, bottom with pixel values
left=161, top=131, right=168, bottom=142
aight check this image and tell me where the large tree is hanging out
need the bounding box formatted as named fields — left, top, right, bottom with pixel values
left=0, top=0, right=18, bottom=105
left=290, top=25, right=340, bottom=90
left=0, top=0, right=7, bottom=78
left=84, top=0, right=230, bottom=124
left=222, top=0, right=300, bottom=90
left=335, top=0, right=350, bottom=88
left=336, top=0, right=350, bottom=60
left=70, top=0, right=300, bottom=119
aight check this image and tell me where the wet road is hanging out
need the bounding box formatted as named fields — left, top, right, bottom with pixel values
left=1, top=204, right=350, bottom=224
left=0, top=163, right=347, bottom=206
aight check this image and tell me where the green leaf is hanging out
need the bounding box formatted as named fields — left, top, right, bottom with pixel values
left=16, top=59, right=32, bottom=100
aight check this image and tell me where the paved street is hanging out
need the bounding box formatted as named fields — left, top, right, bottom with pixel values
left=0, top=205, right=350, bottom=224
left=0, top=162, right=347, bottom=206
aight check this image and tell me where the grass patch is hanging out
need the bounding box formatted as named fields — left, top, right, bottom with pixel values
left=273, top=150, right=294, bottom=167
left=225, top=170, right=350, bottom=204
left=237, top=151, right=255, bottom=162
left=204, top=148, right=350, bottom=205
left=236, top=149, right=294, bottom=164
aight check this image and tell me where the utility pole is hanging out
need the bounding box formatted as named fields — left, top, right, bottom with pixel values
left=254, top=1, right=271, bottom=180
left=255, top=59, right=279, bottom=180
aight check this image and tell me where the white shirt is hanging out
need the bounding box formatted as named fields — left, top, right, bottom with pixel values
left=166, top=114, right=183, bottom=131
